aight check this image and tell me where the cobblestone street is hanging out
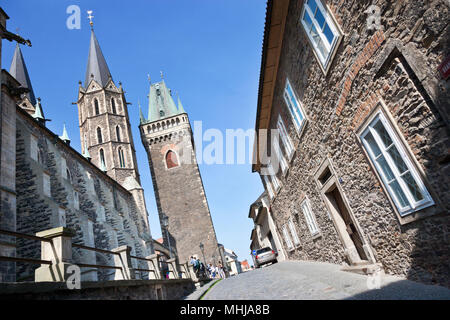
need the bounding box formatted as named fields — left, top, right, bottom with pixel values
left=200, top=261, right=450, bottom=300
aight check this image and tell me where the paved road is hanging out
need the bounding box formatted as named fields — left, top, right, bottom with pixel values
left=201, top=260, right=450, bottom=300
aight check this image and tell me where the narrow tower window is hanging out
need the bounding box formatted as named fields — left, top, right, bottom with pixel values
left=94, top=98, right=100, bottom=115
left=118, top=148, right=126, bottom=168
left=116, top=125, right=121, bottom=142
left=166, top=150, right=179, bottom=169
left=111, top=98, right=116, bottom=114
left=100, top=149, right=106, bottom=167
left=97, top=127, right=103, bottom=144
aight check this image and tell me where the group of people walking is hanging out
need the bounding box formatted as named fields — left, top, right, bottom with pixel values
left=189, top=256, right=226, bottom=279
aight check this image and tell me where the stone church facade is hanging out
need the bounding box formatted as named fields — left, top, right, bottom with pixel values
left=253, top=0, right=449, bottom=287
left=0, top=11, right=154, bottom=282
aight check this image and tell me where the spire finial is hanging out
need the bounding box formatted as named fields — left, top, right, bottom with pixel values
left=87, top=10, right=94, bottom=29
left=160, top=71, right=164, bottom=80
left=60, top=123, right=71, bottom=145
left=147, top=74, right=151, bottom=84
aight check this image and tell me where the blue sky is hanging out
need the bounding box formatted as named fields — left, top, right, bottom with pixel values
left=2, top=0, right=266, bottom=264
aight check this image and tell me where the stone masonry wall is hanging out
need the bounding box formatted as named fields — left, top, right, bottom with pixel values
left=14, top=108, right=152, bottom=281
left=261, top=0, right=449, bottom=287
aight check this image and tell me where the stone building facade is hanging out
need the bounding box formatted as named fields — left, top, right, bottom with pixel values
left=0, top=11, right=154, bottom=282
left=252, top=0, right=449, bottom=287
left=139, top=80, right=221, bottom=265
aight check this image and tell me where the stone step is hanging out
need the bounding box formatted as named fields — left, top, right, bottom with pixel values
left=341, top=263, right=384, bottom=276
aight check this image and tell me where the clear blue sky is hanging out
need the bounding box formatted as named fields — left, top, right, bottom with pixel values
left=2, top=0, right=266, bottom=264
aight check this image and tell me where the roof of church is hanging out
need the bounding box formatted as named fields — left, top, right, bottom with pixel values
left=144, top=80, right=187, bottom=123
left=9, top=44, right=36, bottom=105
left=84, top=30, right=112, bottom=88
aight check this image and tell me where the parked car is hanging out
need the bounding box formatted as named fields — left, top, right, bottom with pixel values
left=254, top=247, right=277, bottom=268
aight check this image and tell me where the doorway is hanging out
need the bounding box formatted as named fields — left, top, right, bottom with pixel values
left=315, top=158, right=373, bottom=265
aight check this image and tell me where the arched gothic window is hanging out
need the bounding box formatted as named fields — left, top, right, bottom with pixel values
left=37, top=148, right=44, bottom=165
left=118, top=148, right=125, bottom=168
left=116, top=126, right=121, bottom=142
left=66, top=169, right=73, bottom=183
left=166, top=150, right=179, bottom=169
left=97, top=127, right=103, bottom=144
left=94, top=99, right=100, bottom=115
left=99, top=149, right=106, bottom=168
left=111, top=98, right=116, bottom=114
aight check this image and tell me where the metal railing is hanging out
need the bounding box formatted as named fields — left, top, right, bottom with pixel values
left=0, top=227, right=192, bottom=283
left=0, top=229, right=52, bottom=266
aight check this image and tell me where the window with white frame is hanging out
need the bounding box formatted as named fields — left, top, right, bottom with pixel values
left=282, top=225, right=294, bottom=250
left=360, top=111, right=434, bottom=216
left=268, top=162, right=281, bottom=192
left=288, top=218, right=300, bottom=246
left=284, top=79, right=306, bottom=133
left=277, top=115, right=294, bottom=158
left=43, top=173, right=51, bottom=197
left=300, top=0, right=341, bottom=70
left=273, top=141, right=288, bottom=175
left=301, top=199, right=320, bottom=235
left=263, top=175, right=275, bottom=199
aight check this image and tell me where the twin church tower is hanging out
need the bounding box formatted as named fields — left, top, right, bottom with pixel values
left=77, top=27, right=219, bottom=264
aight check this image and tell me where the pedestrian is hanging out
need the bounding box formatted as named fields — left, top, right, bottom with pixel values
left=218, top=262, right=225, bottom=278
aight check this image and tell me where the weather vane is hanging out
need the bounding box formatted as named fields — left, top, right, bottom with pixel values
left=87, top=10, right=94, bottom=29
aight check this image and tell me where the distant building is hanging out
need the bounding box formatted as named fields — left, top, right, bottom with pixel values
left=249, top=192, right=286, bottom=263
left=240, top=260, right=251, bottom=272
left=223, top=248, right=242, bottom=276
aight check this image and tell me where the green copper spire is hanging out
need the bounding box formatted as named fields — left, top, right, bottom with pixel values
left=177, top=96, right=186, bottom=114
left=82, top=142, right=91, bottom=160
left=33, top=98, right=44, bottom=122
left=59, top=124, right=71, bottom=144
left=139, top=100, right=146, bottom=124
left=147, top=80, right=182, bottom=122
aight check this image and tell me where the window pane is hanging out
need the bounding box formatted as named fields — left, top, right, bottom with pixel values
left=387, top=147, right=408, bottom=174
left=374, top=121, right=393, bottom=148
left=364, top=132, right=382, bottom=157
left=307, top=0, right=318, bottom=14
left=389, top=180, right=409, bottom=208
left=315, top=7, right=325, bottom=29
left=402, top=172, right=424, bottom=202
left=284, top=92, right=302, bottom=129
left=323, top=23, right=335, bottom=44
left=303, top=9, right=313, bottom=32
left=376, top=156, right=395, bottom=181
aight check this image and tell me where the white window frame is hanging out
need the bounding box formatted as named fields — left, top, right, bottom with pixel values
left=360, top=111, right=434, bottom=216
left=282, top=225, right=294, bottom=251
left=277, top=115, right=294, bottom=159
left=301, top=198, right=320, bottom=235
left=288, top=218, right=300, bottom=246
left=283, top=78, right=306, bottom=134
left=273, top=140, right=288, bottom=175
left=267, top=162, right=281, bottom=193
left=300, top=0, right=341, bottom=72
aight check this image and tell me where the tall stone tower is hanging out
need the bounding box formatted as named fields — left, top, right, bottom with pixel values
left=139, top=80, right=220, bottom=264
left=76, top=28, right=150, bottom=235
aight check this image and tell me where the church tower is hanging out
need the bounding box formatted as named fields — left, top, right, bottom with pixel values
left=139, top=79, right=220, bottom=264
left=76, top=27, right=150, bottom=235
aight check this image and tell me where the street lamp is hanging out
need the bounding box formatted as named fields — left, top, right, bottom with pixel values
left=161, top=213, right=172, bottom=259
left=199, top=242, right=206, bottom=266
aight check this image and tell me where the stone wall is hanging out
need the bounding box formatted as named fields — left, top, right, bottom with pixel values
left=14, top=107, right=153, bottom=281
left=0, top=279, right=195, bottom=300
left=258, top=0, right=449, bottom=287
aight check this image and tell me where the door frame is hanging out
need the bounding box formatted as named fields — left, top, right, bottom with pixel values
left=314, top=157, right=376, bottom=265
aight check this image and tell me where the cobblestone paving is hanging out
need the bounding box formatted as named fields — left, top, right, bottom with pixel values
left=202, top=261, right=450, bottom=300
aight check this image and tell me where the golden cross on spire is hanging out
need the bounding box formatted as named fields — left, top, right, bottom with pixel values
left=147, top=74, right=151, bottom=84
left=87, top=10, right=94, bottom=28
left=160, top=71, right=164, bottom=80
